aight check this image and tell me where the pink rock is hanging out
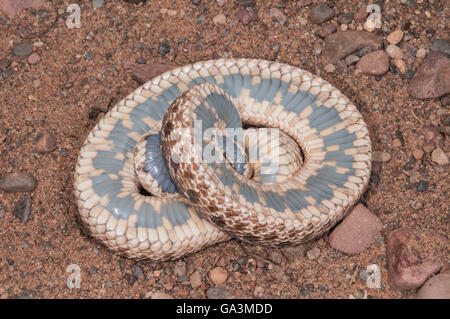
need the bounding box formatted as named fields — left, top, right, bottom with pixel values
left=407, top=51, right=450, bottom=99
left=0, top=0, right=46, bottom=18
left=356, top=50, right=390, bottom=75
left=328, top=203, right=383, bottom=255
left=387, top=228, right=447, bottom=290
left=354, top=5, right=368, bottom=23
left=28, top=53, right=40, bottom=65
left=35, top=132, right=57, bottom=153
left=131, top=63, right=174, bottom=84
left=415, top=273, right=450, bottom=299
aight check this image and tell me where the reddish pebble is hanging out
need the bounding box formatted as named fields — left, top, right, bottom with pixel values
left=356, top=50, right=390, bottom=75
left=131, top=63, right=174, bottom=84
left=415, top=274, right=450, bottom=299
left=28, top=53, right=40, bottom=65
left=387, top=228, right=446, bottom=290
left=36, top=132, right=57, bottom=153
left=329, top=203, right=383, bottom=255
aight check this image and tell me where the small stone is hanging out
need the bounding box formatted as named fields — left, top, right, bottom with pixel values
left=318, top=23, right=337, bottom=38
left=416, top=48, right=427, bottom=59
left=209, top=267, right=228, bottom=285
left=423, top=143, right=435, bottom=153
left=386, top=30, right=404, bottom=45
left=387, top=228, right=446, bottom=290
left=158, top=42, right=170, bottom=57
left=213, top=13, right=226, bottom=25
left=36, top=132, right=57, bottom=153
left=416, top=274, right=450, bottom=299
left=306, top=247, right=320, bottom=260
left=235, top=9, right=255, bottom=25
left=431, top=39, right=450, bottom=58
left=345, top=54, right=360, bottom=65
left=280, top=245, right=306, bottom=261
left=13, top=43, right=32, bottom=57
left=0, top=58, right=11, bottom=71
left=297, top=0, right=312, bottom=8
left=356, top=50, right=389, bottom=75
left=409, top=199, right=423, bottom=210
left=417, top=180, right=428, bottom=192
left=0, top=172, right=37, bottom=193
left=191, top=0, right=201, bottom=4
left=338, top=12, right=354, bottom=24
left=310, top=4, right=334, bottom=24
left=354, top=5, right=368, bottom=23
left=92, top=0, right=104, bottom=9
left=329, top=203, right=383, bottom=255
left=386, top=44, right=403, bottom=59
left=13, top=195, right=31, bottom=223
left=372, top=151, right=391, bottom=162
left=0, top=0, right=46, bottom=18
left=393, top=58, right=406, bottom=74
left=324, top=63, right=335, bottom=73
left=269, top=7, right=287, bottom=25
left=408, top=51, right=450, bottom=99
left=32, top=79, right=40, bottom=88
left=189, top=271, right=202, bottom=288
left=135, top=57, right=146, bottom=64
left=131, top=63, right=174, bottom=84
left=412, top=149, right=424, bottom=160
left=133, top=265, right=145, bottom=280
left=431, top=148, right=449, bottom=165
left=174, top=261, right=186, bottom=277
left=216, top=0, right=225, bottom=7
left=151, top=291, right=174, bottom=299
left=400, top=41, right=417, bottom=59
left=206, top=286, right=231, bottom=299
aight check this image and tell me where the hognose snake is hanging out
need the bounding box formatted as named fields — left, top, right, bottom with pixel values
left=74, top=58, right=372, bottom=261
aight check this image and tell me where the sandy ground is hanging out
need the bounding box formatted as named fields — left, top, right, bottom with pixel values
left=0, top=0, right=448, bottom=299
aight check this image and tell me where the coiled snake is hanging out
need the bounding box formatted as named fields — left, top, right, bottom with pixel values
left=74, top=59, right=372, bottom=261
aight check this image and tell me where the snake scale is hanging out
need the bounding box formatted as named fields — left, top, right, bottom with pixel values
left=74, top=59, right=372, bottom=261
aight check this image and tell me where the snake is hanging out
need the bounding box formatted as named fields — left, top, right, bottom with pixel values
left=74, top=58, right=372, bottom=261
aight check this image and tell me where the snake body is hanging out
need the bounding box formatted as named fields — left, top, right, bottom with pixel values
left=74, top=59, right=372, bottom=261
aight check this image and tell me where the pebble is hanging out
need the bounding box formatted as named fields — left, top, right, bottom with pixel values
left=131, top=63, right=174, bottom=84
left=189, top=270, right=202, bottom=288
left=297, top=0, right=312, bottom=8
left=338, top=12, right=353, bottom=24
left=329, top=203, right=383, bottom=255
left=213, top=13, right=226, bottom=25
left=324, top=31, right=383, bottom=63
left=13, top=43, right=32, bottom=57
left=0, top=172, right=38, bottom=193
left=372, top=151, right=391, bottom=163
left=416, top=47, right=427, bottom=59
left=423, top=143, right=435, bottom=153
left=318, top=23, right=337, bottom=38
left=0, top=0, right=46, bottom=18
left=135, top=57, right=146, bottom=64
left=386, top=30, right=404, bottom=45
left=313, top=41, right=322, bottom=56
left=280, top=245, right=306, bottom=261
left=357, top=50, right=390, bottom=75
left=393, top=58, right=406, bottom=74
left=400, top=41, right=417, bottom=59
left=354, top=5, right=368, bottom=23
left=412, top=149, right=424, bottom=160
left=151, top=291, right=174, bottom=299
left=386, top=44, right=403, bottom=59
left=32, top=79, right=41, bottom=88
left=133, top=265, right=145, bottom=280
left=387, top=228, right=445, bottom=290
left=206, top=286, right=231, bottom=299
left=416, top=274, right=450, bottom=299
left=409, top=199, right=423, bottom=210
left=174, top=260, right=186, bottom=277
left=191, top=0, right=201, bottom=4
left=209, top=267, right=228, bottom=285
left=345, top=54, right=360, bottom=65
left=417, top=180, right=428, bottom=192
left=431, top=39, right=450, bottom=58
left=324, top=63, right=335, bottom=73
left=306, top=247, right=320, bottom=260
left=310, top=3, right=334, bottom=24
left=216, top=0, right=225, bottom=7
left=269, top=7, right=287, bottom=25
left=158, top=42, right=170, bottom=56
left=13, top=195, right=31, bottom=223
left=92, top=0, right=104, bottom=9
left=36, top=132, right=57, bottom=153
left=236, top=9, right=255, bottom=25
left=431, top=148, right=449, bottom=165
left=408, top=51, right=450, bottom=98
left=0, top=58, right=11, bottom=71
left=363, top=15, right=378, bottom=32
